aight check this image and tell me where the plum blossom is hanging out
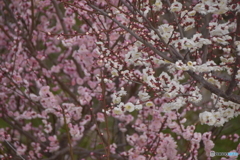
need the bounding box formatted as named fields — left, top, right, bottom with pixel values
left=170, top=1, right=182, bottom=12
left=113, top=107, right=124, bottom=115
left=202, top=132, right=215, bottom=157
left=199, top=111, right=216, bottom=126
left=124, top=102, right=135, bottom=112
left=138, top=90, right=150, bottom=101
left=97, top=112, right=105, bottom=122
left=47, top=136, right=60, bottom=152
left=158, top=24, right=174, bottom=43
left=153, top=0, right=163, bottom=11
left=16, top=144, right=27, bottom=156
left=69, top=124, right=84, bottom=140
left=29, top=93, right=40, bottom=102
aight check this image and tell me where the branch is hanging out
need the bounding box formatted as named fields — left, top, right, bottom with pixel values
left=87, top=2, right=173, bottom=62
left=51, top=0, right=68, bottom=34
left=225, top=55, right=240, bottom=95
left=2, top=116, right=48, bottom=149
left=187, top=70, right=240, bottom=104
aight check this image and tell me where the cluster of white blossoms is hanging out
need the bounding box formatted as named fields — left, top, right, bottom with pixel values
left=175, top=60, right=223, bottom=72
left=109, top=61, right=123, bottom=77
left=138, top=90, right=150, bottom=102
left=236, top=70, right=240, bottom=82
left=157, top=24, right=175, bottom=43
left=199, top=94, right=240, bottom=126
left=112, top=101, right=143, bottom=115
left=209, top=22, right=236, bottom=37
left=152, top=0, right=163, bottom=12
left=208, top=21, right=236, bottom=46
left=111, top=6, right=130, bottom=24
left=199, top=109, right=234, bottom=127
left=95, top=41, right=110, bottom=56
left=170, top=1, right=182, bottom=12
left=235, top=41, right=240, bottom=55
left=180, top=10, right=196, bottom=31
left=187, top=86, right=202, bottom=103
left=193, top=0, right=229, bottom=15
left=124, top=46, right=145, bottom=66
left=163, top=81, right=182, bottom=99
left=220, top=56, right=234, bottom=65
left=162, top=97, right=186, bottom=112
left=111, top=88, right=127, bottom=105
left=142, top=67, right=158, bottom=88
left=175, top=33, right=212, bottom=51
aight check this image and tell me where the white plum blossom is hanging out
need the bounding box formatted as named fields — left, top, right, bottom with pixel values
left=153, top=0, right=163, bottom=11
left=175, top=60, right=188, bottom=71
left=138, top=90, right=150, bottom=101
left=193, top=3, right=207, bottom=15
left=124, top=102, right=135, bottom=112
left=184, top=18, right=195, bottom=31
left=221, top=108, right=235, bottom=119
left=193, top=0, right=229, bottom=15
left=209, top=22, right=229, bottom=36
left=112, top=95, right=121, bottom=104
left=188, top=10, right=196, bottom=16
left=206, top=77, right=221, bottom=88
left=170, top=1, right=182, bottom=12
left=111, top=68, right=119, bottom=77
left=199, top=111, right=216, bottom=126
left=142, top=6, right=151, bottom=17
left=162, top=97, right=185, bottom=112
left=220, top=56, right=234, bottom=64
left=158, top=24, right=174, bottom=43
left=145, top=101, right=155, bottom=107
left=111, top=88, right=127, bottom=104
left=212, top=36, right=231, bottom=45
left=125, top=46, right=143, bottom=65
left=113, top=107, right=123, bottom=115
left=135, top=104, right=143, bottom=110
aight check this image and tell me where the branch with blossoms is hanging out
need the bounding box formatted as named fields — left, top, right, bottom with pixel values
left=0, top=0, right=240, bottom=160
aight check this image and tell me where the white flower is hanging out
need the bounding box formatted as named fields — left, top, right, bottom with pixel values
left=221, top=108, right=234, bottom=119
left=188, top=10, right=196, bottom=16
left=124, top=102, right=135, bottom=112
left=214, top=0, right=228, bottom=14
left=162, top=103, right=173, bottom=112
left=193, top=3, right=207, bottom=15
left=135, top=104, right=143, bottom=110
left=199, top=111, right=216, bottom=126
left=153, top=0, right=163, bottom=11
left=113, top=107, right=123, bottom=115
left=158, top=24, right=174, bottom=33
left=118, top=88, right=127, bottom=96
left=170, top=1, right=182, bottom=12
left=138, top=91, right=150, bottom=101
left=175, top=60, right=188, bottom=71
left=214, top=117, right=225, bottom=127
left=158, top=24, right=174, bottom=43
left=111, top=69, right=119, bottom=77
left=112, top=95, right=121, bottom=104
left=143, top=6, right=150, bottom=17
left=209, top=22, right=229, bottom=36
left=212, top=37, right=228, bottom=45
left=184, top=18, right=195, bottom=31
left=145, top=101, right=154, bottom=107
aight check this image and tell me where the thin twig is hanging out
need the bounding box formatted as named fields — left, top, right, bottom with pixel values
left=4, top=140, right=26, bottom=160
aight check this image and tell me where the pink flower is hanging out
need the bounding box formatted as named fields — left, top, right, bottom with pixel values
left=97, top=112, right=105, bottom=122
